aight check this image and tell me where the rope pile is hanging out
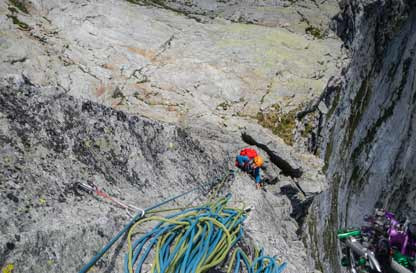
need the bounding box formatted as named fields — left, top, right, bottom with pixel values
left=78, top=172, right=287, bottom=273
left=125, top=194, right=286, bottom=273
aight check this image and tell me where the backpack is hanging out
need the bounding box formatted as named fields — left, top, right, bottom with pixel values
left=239, top=148, right=257, bottom=159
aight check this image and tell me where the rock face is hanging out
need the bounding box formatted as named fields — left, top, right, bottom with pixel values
left=302, top=0, right=416, bottom=272
left=0, top=0, right=342, bottom=127
left=0, top=0, right=346, bottom=272
left=0, top=78, right=225, bottom=272
left=0, top=76, right=326, bottom=272
left=127, top=0, right=340, bottom=36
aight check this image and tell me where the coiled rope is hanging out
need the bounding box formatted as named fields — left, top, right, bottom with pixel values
left=78, top=172, right=232, bottom=273
left=228, top=248, right=286, bottom=273
left=78, top=171, right=286, bottom=273
left=125, top=194, right=286, bottom=273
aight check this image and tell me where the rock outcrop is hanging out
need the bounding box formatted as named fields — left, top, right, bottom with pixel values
left=302, top=0, right=416, bottom=272
left=0, top=75, right=327, bottom=272
left=126, top=0, right=340, bottom=36
left=0, top=0, right=342, bottom=128
left=3, top=0, right=383, bottom=272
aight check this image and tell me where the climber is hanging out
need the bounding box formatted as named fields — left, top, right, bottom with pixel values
left=235, top=148, right=264, bottom=189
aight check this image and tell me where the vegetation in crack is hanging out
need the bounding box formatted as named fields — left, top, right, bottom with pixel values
left=6, top=14, right=30, bottom=30
left=386, top=35, right=410, bottom=80
left=7, top=0, right=30, bottom=30
left=112, top=87, right=127, bottom=106
left=326, top=88, right=341, bottom=119
left=305, top=25, right=326, bottom=40
left=296, top=76, right=342, bottom=121
left=345, top=75, right=373, bottom=147
left=340, top=50, right=414, bottom=198
left=8, top=0, right=29, bottom=14
left=257, top=104, right=299, bottom=146
left=323, top=174, right=340, bottom=273
left=322, top=127, right=334, bottom=173
left=5, top=0, right=410, bottom=271
left=301, top=121, right=314, bottom=138
left=125, top=0, right=198, bottom=19
left=298, top=10, right=326, bottom=39
left=387, top=178, right=412, bottom=218
left=348, top=162, right=372, bottom=193
left=412, top=73, right=416, bottom=103
left=304, top=212, right=324, bottom=272
left=350, top=56, right=412, bottom=166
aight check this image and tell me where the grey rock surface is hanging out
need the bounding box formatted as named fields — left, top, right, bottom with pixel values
left=300, top=0, right=416, bottom=272
left=242, top=125, right=327, bottom=195
left=0, top=0, right=342, bottom=128
left=128, top=0, right=340, bottom=36
left=0, top=0, right=349, bottom=272
left=0, top=77, right=326, bottom=272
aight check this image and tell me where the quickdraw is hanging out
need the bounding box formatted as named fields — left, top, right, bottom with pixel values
left=77, top=182, right=144, bottom=218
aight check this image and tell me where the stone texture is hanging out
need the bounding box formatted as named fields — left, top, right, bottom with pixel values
left=0, top=0, right=342, bottom=128
left=0, top=0, right=347, bottom=272
left=0, top=76, right=326, bottom=272
left=299, top=1, right=416, bottom=272
left=129, top=0, right=340, bottom=37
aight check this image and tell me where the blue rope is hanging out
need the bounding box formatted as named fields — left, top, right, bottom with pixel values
left=125, top=196, right=287, bottom=273
left=78, top=172, right=287, bottom=273
left=78, top=173, right=230, bottom=273
left=79, top=186, right=200, bottom=273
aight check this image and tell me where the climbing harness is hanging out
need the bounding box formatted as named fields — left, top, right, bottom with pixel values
left=78, top=171, right=287, bottom=273
left=338, top=209, right=416, bottom=273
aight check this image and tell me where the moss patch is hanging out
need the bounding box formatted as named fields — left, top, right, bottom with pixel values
left=257, top=104, right=298, bottom=146
left=125, top=0, right=190, bottom=17
left=6, top=14, right=30, bottom=30
left=306, top=213, right=324, bottom=271
left=7, top=0, right=30, bottom=30
left=301, top=121, right=314, bottom=138
left=346, top=76, right=373, bottom=146
left=9, top=0, right=28, bottom=14
left=347, top=57, right=412, bottom=193
left=350, top=57, right=412, bottom=163
left=348, top=165, right=370, bottom=192
left=215, top=22, right=331, bottom=78
left=327, top=88, right=341, bottom=119
left=322, top=127, right=334, bottom=173
left=8, top=6, right=18, bottom=13
left=305, top=25, right=325, bottom=39
left=323, top=174, right=341, bottom=272
left=216, top=101, right=231, bottom=111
